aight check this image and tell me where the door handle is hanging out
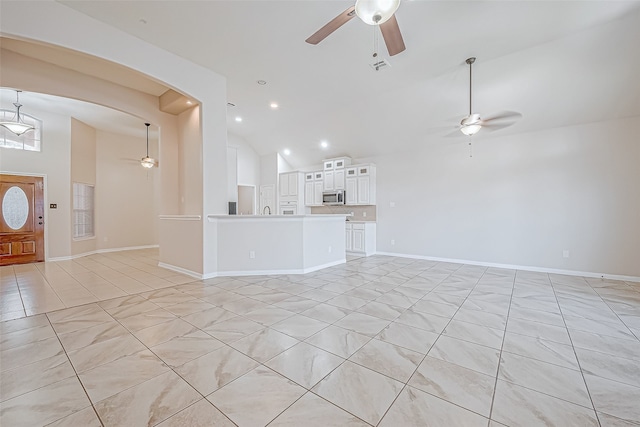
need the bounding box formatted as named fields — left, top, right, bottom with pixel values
left=38, top=216, right=43, bottom=219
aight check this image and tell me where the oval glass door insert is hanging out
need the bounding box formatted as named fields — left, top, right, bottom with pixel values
left=2, top=186, right=29, bottom=230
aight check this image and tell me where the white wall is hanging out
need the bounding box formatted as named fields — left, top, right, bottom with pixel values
left=70, top=118, right=97, bottom=255
left=95, top=130, right=158, bottom=250
left=373, top=116, right=640, bottom=277
left=177, top=106, right=202, bottom=214
left=229, top=133, right=260, bottom=187
left=0, top=107, right=72, bottom=259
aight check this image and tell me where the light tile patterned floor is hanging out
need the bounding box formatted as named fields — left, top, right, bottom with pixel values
left=1, top=250, right=640, bottom=426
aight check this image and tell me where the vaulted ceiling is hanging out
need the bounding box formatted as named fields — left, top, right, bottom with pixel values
left=6, top=1, right=640, bottom=167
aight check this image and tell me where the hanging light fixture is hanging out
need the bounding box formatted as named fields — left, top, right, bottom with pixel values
left=140, top=122, right=155, bottom=168
left=355, top=0, right=401, bottom=25
left=460, top=57, right=482, bottom=136
left=0, top=90, right=35, bottom=136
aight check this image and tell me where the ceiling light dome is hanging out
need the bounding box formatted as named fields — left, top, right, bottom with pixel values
left=0, top=90, right=35, bottom=136
left=460, top=114, right=482, bottom=136
left=355, top=0, right=401, bottom=25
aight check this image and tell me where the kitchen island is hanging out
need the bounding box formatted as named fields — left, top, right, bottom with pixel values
left=206, top=214, right=348, bottom=276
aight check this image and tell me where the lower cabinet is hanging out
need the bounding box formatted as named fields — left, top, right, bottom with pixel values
left=345, top=222, right=376, bottom=256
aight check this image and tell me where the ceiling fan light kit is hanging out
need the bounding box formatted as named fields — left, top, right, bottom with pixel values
left=306, top=0, right=405, bottom=56
left=0, top=90, right=35, bottom=136
left=140, top=122, right=155, bottom=169
left=460, top=113, right=482, bottom=136
left=355, top=0, right=401, bottom=25
left=460, top=57, right=482, bottom=137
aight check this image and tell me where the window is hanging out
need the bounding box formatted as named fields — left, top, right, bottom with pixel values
left=73, top=183, right=94, bottom=239
left=0, top=109, right=42, bottom=151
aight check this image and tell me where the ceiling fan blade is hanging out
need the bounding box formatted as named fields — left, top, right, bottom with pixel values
left=306, top=6, right=356, bottom=45
left=482, top=111, right=523, bottom=123
left=380, top=14, right=405, bottom=56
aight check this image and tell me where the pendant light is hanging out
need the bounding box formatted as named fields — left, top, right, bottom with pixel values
left=460, top=57, right=482, bottom=136
left=0, top=90, right=35, bottom=136
left=140, top=122, right=155, bottom=169
left=355, top=0, right=401, bottom=25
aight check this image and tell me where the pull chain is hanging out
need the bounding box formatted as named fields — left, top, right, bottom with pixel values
left=373, top=26, right=379, bottom=70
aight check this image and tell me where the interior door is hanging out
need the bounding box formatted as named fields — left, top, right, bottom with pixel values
left=0, top=174, right=45, bottom=265
left=260, top=184, right=275, bottom=215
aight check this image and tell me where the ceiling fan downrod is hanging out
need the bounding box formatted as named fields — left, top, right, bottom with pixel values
left=466, top=57, right=475, bottom=116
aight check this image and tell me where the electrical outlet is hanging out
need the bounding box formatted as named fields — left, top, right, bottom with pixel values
left=250, top=251, right=255, bottom=259
left=328, top=246, right=332, bottom=253
left=563, top=250, right=569, bottom=258
left=362, top=212, right=367, bottom=217
left=391, top=239, right=395, bottom=245
left=390, top=202, right=395, bottom=208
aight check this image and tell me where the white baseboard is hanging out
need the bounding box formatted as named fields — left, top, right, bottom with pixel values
left=48, top=245, right=159, bottom=262
left=157, top=262, right=210, bottom=279
left=375, top=251, right=640, bottom=283
left=214, top=259, right=347, bottom=277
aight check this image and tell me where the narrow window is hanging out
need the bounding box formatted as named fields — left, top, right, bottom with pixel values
left=73, top=183, right=94, bottom=239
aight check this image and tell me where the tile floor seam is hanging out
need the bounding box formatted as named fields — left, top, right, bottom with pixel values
left=485, top=268, right=516, bottom=424
left=44, top=310, right=105, bottom=427
left=372, top=263, right=490, bottom=426
left=549, top=275, right=603, bottom=427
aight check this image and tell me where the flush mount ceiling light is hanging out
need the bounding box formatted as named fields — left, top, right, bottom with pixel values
left=235, top=116, right=243, bottom=122
left=270, top=102, right=279, bottom=109
left=283, top=149, right=291, bottom=156
left=355, top=0, right=401, bottom=25
left=460, top=57, right=482, bottom=136
left=0, top=90, right=35, bottom=136
left=320, top=141, right=329, bottom=149
left=140, top=123, right=155, bottom=169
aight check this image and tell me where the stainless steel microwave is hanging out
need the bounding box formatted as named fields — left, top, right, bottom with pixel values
left=322, top=190, right=345, bottom=205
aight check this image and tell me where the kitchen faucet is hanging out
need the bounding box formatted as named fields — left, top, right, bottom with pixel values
left=262, top=205, right=271, bottom=215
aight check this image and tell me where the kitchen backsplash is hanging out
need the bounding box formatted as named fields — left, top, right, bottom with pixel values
left=311, top=205, right=377, bottom=221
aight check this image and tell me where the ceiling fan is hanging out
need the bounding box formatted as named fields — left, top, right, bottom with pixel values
left=305, top=0, right=406, bottom=56
left=458, top=57, right=522, bottom=136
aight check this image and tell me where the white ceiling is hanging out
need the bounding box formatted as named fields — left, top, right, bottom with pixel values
left=24, top=1, right=640, bottom=166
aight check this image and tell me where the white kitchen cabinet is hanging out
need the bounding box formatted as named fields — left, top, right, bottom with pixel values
left=345, top=222, right=376, bottom=256
left=344, top=164, right=376, bottom=205
left=324, top=170, right=335, bottom=191
left=323, top=157, right=351, bottom=191
left=304, top=171, right=324, bottom=206
left=280, top=172, right=304, bottom=198
left=335, top=168, right=345, bottom=190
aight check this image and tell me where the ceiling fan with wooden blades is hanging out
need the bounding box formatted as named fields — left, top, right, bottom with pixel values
left=305, top=0, right=406, bottom=56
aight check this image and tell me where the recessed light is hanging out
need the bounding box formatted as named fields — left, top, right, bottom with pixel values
left=270, top=102, right=278, bottom=109
left=320, top=141, right=329, bottom=149
left=257, top=80, right=267, bottom=85
left=235, top=117, right=242, bottom=122
left=283, top=149, right=291, bottom=156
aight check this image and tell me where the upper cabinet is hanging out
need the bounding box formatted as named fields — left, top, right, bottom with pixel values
left=345, top=164, right=376, bottom=206
left=279, top=171, right=304, bottom=200
left=323, top=157, right=350, bottom=191
left=305, top=171, right=324, bottom=206
left=301, top=157, right=376, bottom=207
